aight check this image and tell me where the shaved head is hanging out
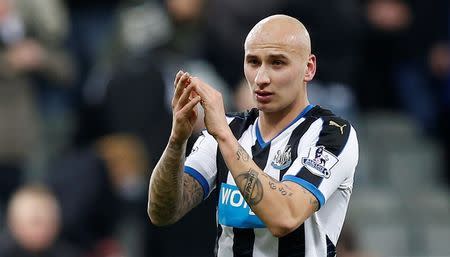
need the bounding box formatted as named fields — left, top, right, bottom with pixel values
left=243, top=14, right=317, bottom=115
left=244, top=14, right=311, bottom=57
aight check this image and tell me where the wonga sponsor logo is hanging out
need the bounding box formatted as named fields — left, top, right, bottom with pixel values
left=218, top=183, right=265, bottom=228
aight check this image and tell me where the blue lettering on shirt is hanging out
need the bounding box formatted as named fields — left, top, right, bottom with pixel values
left=218, top=183, right=266, bottom=228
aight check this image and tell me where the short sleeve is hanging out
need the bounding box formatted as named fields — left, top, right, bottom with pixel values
left=185, top=130, right=218, bottom=199
left=282, top=118, right=359, bottom=209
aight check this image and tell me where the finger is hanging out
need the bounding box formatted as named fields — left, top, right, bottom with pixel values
left=189, top=77, right=209, bottom=102
left=173, top=70, right=184, bottom=88
left=176, top=72, right=190, bottom=91
left=177, top=83, right=195, bottom=110
left=172, top=72, right=190, bottom=108
left=179, top=95, right=201, bottom=115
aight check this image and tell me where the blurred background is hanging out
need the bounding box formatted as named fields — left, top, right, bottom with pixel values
left=0, top=0, right=448, bottom=256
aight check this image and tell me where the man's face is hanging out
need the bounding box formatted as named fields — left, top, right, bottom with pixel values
left=9, top=195, right=60, bottom=252
left=243, top=17, right=314, bottom=114
left=244, top=42, right=308, bottom=113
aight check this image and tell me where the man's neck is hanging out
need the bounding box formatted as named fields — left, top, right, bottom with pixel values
left=258, top=101, right=310, bottom=142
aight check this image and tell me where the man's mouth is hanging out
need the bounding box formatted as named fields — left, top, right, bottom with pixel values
left=255, top=91, right=273, bottom=103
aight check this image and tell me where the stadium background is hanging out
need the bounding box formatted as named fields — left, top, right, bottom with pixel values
left=0, top=0, right=448, bottom=256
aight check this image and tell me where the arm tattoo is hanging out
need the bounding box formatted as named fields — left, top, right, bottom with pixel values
left=261, top=172, right=293, bottom=197
left=148, top=142, right=202, bottom=225
left=149, top=172, right=203, bottom=224
left=179, top=174, right=204, bottom=216
left=235, top=169, right=263, bottom=206
left=310, top=198, right=319, bottom=209
left=303, top=188, right=319, bottom=210
left=236, top=145, right=250, bottom=161
left=148, top=148, right=182, bottom=224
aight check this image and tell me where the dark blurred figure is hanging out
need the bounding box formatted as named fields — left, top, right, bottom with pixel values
left=282, top=0, right=363, bottom=121
left=359, top=0, right=449, bottom=184
left=94, top=134, right=155, bottom=257
left=0, top=0, right=73, bottom=210
left=66, top=0, right=120, bottom=146
left=358, top=0, right=448, bottom=130
left=46, top=141, right=121, bottom=257
left=65, top=0, right=119, bottom=72
left=102, top=57, right=172, bottom=167
left=337, top=225, right=379, bottom=257
left=0, top=184, right=80, bottom=257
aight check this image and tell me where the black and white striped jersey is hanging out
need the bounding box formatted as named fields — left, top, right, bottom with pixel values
left=184, top=105, right=359, bottom=257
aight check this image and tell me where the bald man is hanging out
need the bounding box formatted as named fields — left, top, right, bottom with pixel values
left=0, top=185, right=80, bottom=257
left=148, top=15, right=359, bottom=257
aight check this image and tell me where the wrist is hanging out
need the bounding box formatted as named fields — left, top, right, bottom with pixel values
left=168, top=135, right=188, bottom=150
left=214, top=128, right=233, bottom=144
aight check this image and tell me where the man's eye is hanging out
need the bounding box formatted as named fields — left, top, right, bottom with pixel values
left=272, top=60, right=284, bottom=66
left=248, top=59, right=259, bottom=65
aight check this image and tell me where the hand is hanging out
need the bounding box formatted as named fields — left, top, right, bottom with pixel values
left=169, top=71, right=202, bottom=145
left=189, top=77, right=230, bottom=140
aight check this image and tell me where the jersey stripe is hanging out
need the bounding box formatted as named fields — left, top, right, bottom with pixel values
left=295, top=166, right=324, bottom=187
left=278, top=224, right=306, bottom=257
left=218, top=226, right=235, bottom=257
left=316, top=117, right=351, bottom=156
left=253, top=228, right=278, bottom=257
left=233, top=228, right=255, bottom=257
left=215, top=223, right=223, bottom=257
left=251, top=139, right=271, bottom=170
left=279, top=116, right=319, bottom=179
left=326, top=235, right=336, bottom=257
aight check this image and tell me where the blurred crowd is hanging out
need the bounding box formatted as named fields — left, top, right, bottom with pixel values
left=0, top=0, right=447, bottom=256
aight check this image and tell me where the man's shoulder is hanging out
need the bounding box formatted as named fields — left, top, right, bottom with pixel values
left=307, top=106, right=356, bottom=153
left=308, top=106, right=353, bottom=129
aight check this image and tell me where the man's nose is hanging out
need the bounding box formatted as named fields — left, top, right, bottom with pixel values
left=255, top=67, right=270, bottom=87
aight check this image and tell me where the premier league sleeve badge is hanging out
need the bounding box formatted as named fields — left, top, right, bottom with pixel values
left=301, top=146, right=339, bottom=178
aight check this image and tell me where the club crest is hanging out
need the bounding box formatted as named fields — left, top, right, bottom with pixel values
left=271, top=145, right=292, bottom=170
left=301, top=146, right=338, bottom=178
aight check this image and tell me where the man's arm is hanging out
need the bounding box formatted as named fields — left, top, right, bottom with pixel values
left=217, top=137, right=318, bottom=237
left=190, top=77, right=318, bottom=237
left=147, top=139, right=203, bottom=226
left=147, top=71, right=203, bottom=226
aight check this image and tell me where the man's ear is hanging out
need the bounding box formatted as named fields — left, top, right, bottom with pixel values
left=304, top=54, right=316, bottom=82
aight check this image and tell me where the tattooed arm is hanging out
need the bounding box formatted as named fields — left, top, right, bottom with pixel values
left=147, top=140, right=203, bottom=226
left=147, top=71, right=204, bottom=226
left=188, top=77, right=319, bottom=238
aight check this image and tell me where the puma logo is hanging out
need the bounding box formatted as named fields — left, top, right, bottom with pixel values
left=329, top=120, right=347, bottom=134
